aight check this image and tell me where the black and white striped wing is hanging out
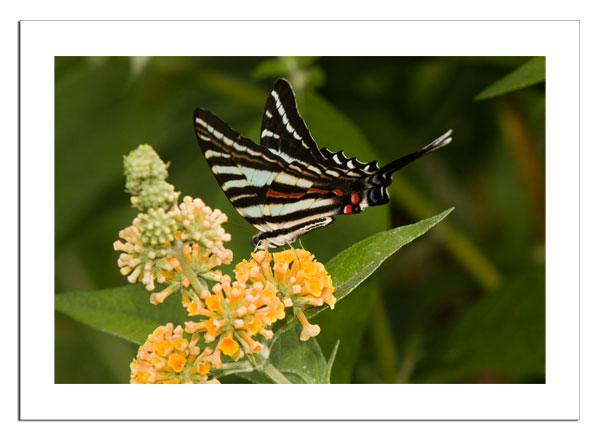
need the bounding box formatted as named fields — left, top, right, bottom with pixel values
left=260, top=78, right=326, bottom=167
left=193, top=108, right=284, bottom=230
left=261, top=79, right=380, bottom=180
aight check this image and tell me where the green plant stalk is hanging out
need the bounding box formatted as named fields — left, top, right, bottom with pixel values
left=391, top=177, right=502, bottom=292
left=259, top=362, right=293, bottom=384
left=498, top=96, right=545, bottom=239
left=214, top=361, right=256, bottom=379
left=172, top=241, right=208, bottom=296
left=369, top=289, right=400, bottom=383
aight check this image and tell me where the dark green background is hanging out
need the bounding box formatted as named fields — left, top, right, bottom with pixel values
left=55, top=56, right=545, bottom=384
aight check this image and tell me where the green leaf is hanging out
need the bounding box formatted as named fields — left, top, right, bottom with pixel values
left=268, top=324, right=329, bottom=383
left=475, top=56, right=545, bottom=100
left=237, top=323, right=329, bottom=384
left=55, top=285, right=189, bottom=345
left=321, top=340, right=340, bottom=384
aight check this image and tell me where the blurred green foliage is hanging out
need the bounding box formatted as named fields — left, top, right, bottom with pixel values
left=475, top=57, right=545, bottom=101
left=55, top=56, right=545, bottom=384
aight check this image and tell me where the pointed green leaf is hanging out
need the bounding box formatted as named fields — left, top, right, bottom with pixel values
left=326, top=208, right=454, bottom=308
left=55, top=285, right=189, bottom=345
left=475, top=57, right=545, bottom=100
left=237, top=323, right=329, bottom=384
left=321, top=340, right=340, bottom=384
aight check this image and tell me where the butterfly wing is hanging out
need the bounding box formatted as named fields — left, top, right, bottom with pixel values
left=252, top=79, right=384, bottom=246
left=260, top=78, right=326, bottom=167
left=193, top=108, right=285, bottom=231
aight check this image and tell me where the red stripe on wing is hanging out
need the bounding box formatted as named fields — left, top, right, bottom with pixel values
left=266, top=189, right=306, bottom=198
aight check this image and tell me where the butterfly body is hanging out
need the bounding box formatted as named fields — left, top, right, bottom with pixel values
left=194, top=78, right=452, bottom=249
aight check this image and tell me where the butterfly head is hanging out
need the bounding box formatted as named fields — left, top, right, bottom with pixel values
left=252, top=232, right=294, bottom=250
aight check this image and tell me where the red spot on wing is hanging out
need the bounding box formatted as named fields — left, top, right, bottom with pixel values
left=351, top=192, right=360, bottom=204
left=266, top=189, right=306, bottom=198
left=333, top=189, right=343, bottom=196
left=344, top=205, right=353, bottom=214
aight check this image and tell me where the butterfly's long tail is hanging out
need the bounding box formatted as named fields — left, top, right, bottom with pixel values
left=377, top=129, right=453, bottom=179
left=362, top=130, right=452, bottom=208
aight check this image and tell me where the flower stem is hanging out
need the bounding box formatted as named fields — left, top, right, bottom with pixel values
left=172, top=241, right=207, bottom=296
left=214, top=361, right=255, bottom=378
left=259, top=362, right=292, bottom=384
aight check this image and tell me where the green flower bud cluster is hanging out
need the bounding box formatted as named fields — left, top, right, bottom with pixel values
left=123, top=144, right=179, bottom=210
left=136, top=208, right=178, bottom=247
left=131, top=180, right=179, bottom=212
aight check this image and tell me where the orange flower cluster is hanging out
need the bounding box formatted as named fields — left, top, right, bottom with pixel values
left=130, top=323, right=220, bottom=384
left=235, top=249, right=336, bottom=341
left=184, top=274, right=285, bottom=366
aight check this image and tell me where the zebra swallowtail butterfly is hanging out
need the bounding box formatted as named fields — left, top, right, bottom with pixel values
left=194, top=78, right=452, bottom=249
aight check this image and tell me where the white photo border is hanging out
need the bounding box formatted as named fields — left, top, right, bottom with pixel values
left=19, top=20, right=578, bottom=420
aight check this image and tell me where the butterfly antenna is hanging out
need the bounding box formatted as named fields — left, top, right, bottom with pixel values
left=227, top=218, right=256, bottom=233
left=377, top=129, right=453, bottom=178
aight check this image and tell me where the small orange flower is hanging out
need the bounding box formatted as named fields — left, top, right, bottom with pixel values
left=217, top=331, right=240, bottom=356
left=168, top=353, right=187, bottom=372
left=130, top=323, right=220, bottom=384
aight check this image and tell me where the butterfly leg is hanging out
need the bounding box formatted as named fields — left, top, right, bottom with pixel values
left=287, top=241, right=307, bottom=272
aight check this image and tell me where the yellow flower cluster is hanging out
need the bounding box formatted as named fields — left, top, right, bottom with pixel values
left=130, top=323, right=220, bottom=384
left=234, top=249, right=336, bottom=341
left=185, top=274, right=285, bottom=366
